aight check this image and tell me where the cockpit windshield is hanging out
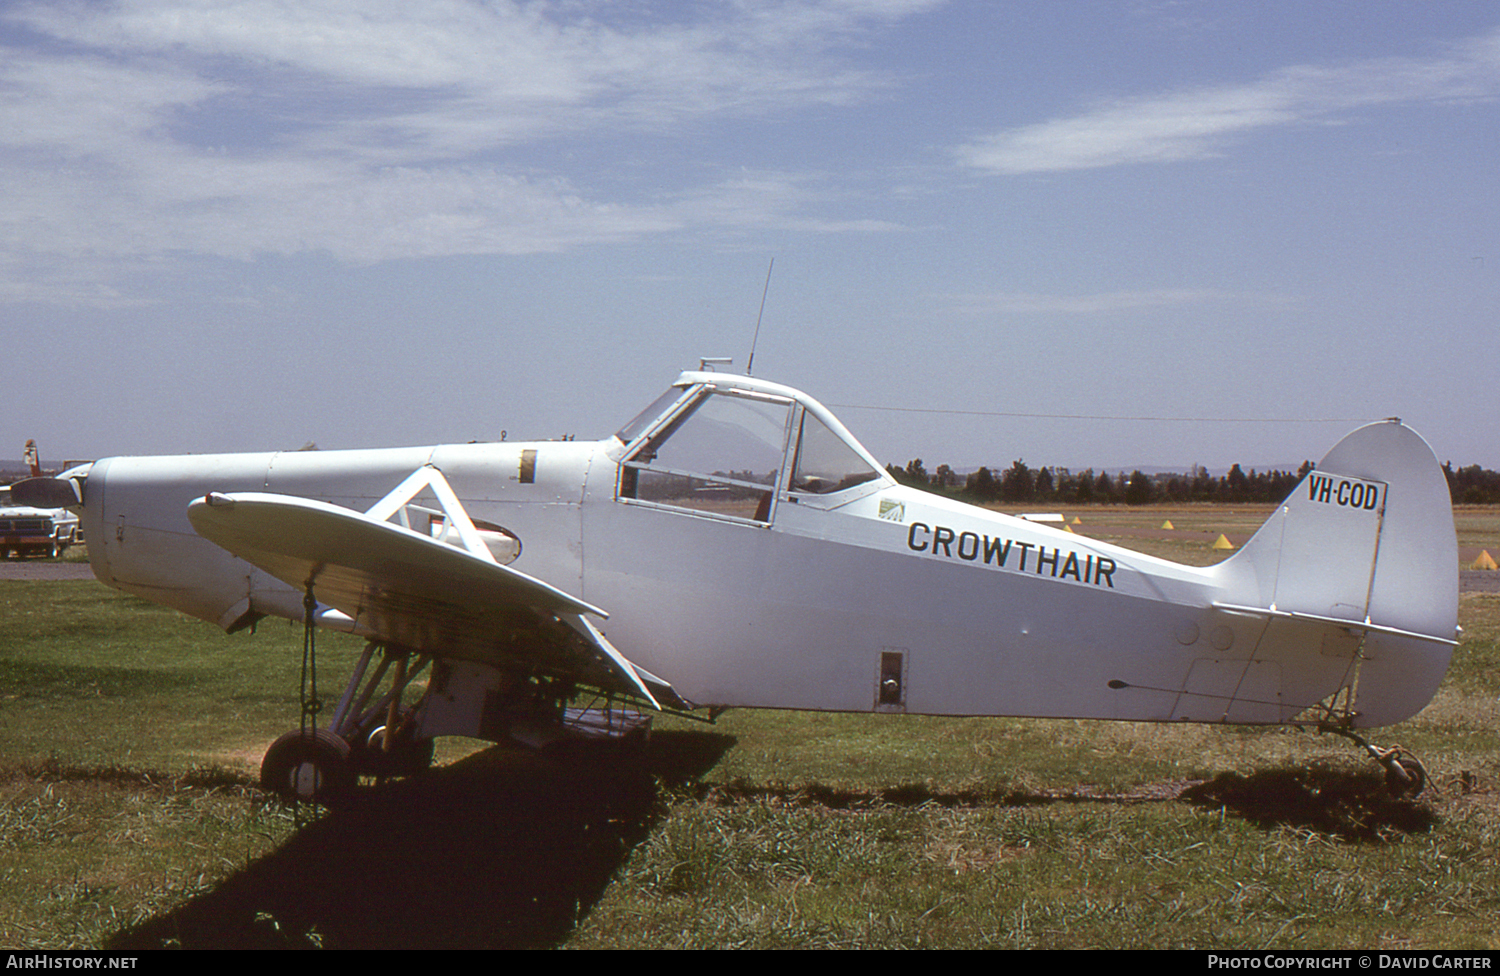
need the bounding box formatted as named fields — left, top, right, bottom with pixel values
left=615, top=386, right=692, bottom=446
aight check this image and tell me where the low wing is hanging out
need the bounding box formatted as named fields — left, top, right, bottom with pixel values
left=186, top=491, right=684, bottom=709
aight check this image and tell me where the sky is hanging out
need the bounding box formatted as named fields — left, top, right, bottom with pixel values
left=4, top=0, right=1497, bottom=475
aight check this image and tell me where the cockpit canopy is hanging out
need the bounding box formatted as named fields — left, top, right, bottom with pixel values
left=615, top=372, right=888, bottom=523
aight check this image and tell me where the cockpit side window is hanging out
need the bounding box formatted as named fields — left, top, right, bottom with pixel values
left=790, top=411, right=882, bottom=495
left=618, top=390, right=793, bottom=523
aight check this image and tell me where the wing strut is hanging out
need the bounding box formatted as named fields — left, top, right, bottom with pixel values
left=560, top=613, right=661, bottom=710
left=364, top=465, right=499, bottom=565
left=360, top=465, right=661, bottom=706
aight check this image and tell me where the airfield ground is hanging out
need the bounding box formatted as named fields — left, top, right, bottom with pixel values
left=2, top=507, right=1498, bottom=949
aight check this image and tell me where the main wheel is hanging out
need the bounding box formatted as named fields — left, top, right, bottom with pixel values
left=260, top=729, right=355, bottom=807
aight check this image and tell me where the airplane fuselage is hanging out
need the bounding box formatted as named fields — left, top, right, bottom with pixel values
left=80, top=434, right=1315, bottom=725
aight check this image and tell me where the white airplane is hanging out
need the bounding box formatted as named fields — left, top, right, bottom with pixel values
left=14, top=367, right=1458, bottom=804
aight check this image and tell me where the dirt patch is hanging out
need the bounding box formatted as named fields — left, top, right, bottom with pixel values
left=0, top=561, right=95, bottom=580
left=1460, top=569, right=1500, bottom=593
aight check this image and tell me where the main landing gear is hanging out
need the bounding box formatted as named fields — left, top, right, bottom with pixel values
left=259, top=641, right=436, bottom=808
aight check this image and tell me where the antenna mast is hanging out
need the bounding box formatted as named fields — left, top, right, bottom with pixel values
left=746, top=257, right=773, bottom=376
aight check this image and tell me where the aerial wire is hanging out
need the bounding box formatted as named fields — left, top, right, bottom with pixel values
left=746, top=257, right=773, bottom=376
left=826, top=403, right=1369, bottom=424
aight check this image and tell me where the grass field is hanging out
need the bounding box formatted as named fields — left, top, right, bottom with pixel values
left=2, top=510, right=1499, bottom=949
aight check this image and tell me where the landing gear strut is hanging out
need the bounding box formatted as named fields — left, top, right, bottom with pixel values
left=259, top=641, right=436, bottom=807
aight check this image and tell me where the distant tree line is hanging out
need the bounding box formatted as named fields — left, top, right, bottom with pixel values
left=885, top=457, right=1500, bottom=506
left=1443, top=463, right=1500, bottom=504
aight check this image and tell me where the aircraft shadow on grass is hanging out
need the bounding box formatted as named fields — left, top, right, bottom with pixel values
left=104, top=730, right=736, bottom=950
left=667, top=760, right=1440, bottom=843
left=102, top=736, right=1437, bottom=948
left=1180, top=762, right=1440, bottom=841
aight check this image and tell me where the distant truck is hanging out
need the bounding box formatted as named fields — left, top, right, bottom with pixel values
left=0, top=486, right=79, bottom=558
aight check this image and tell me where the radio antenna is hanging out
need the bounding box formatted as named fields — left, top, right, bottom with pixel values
left=746, top=257, right=773, bottom=376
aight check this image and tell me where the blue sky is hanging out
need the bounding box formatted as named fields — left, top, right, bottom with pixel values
left=5, top=1, right=1496, bottom=475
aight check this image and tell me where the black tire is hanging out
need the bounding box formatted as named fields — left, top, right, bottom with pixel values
left=260, top=729, right=355, bottom=807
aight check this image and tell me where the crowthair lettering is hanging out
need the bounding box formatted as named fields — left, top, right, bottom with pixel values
left=1060, top=551, right=1081, bottom=581
left=902, top=521, right=1116, bottom=588
left=907, top=522, right=929, bottom=552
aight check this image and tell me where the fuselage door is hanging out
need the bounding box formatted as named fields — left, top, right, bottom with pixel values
left=617, top=388, right=795, bottom=525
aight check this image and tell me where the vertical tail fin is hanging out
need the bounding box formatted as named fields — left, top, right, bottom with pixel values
left=1212, top=420, right=1458, bottom=727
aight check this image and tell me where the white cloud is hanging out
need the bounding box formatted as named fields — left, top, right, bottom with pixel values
left=0, top=0, right=932, bottom=302
left=957, top=27, right=1500, bottom=174
left=668, top=171, right=904, bottom=235
left=11, top=0, right=917, bottom=150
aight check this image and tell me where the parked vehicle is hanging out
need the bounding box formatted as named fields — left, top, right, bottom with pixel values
left=0, top=486, right=79, bottom=558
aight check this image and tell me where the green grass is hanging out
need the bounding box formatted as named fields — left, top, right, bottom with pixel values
left=0, top=581, right=375, bottom=770
left=571, top=790, right=1500, bottom=949
left=0, top=772, right=297, bottom=948
left=3, top=514, right=1500, bottom=949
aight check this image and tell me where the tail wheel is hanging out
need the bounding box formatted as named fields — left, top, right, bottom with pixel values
left=260, top=729, right=355, bottom=807
left=1384, top=755, right=1428, bottom=799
